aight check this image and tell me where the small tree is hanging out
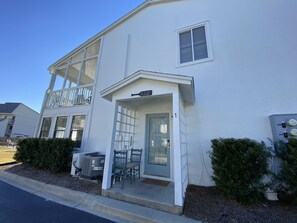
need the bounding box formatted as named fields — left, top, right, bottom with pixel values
left=210, top=138, right=270, bottom=204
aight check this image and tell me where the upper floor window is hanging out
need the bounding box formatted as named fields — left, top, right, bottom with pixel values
left=178, top=22, right=212, bottom=65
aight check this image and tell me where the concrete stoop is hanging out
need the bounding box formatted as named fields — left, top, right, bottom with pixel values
left=0, top=171, right=200, bottom=223
left=102, top=189, right=182, bottom=215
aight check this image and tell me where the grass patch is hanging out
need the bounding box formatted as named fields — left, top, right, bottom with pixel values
left=0, top=146, right=16, bottom=164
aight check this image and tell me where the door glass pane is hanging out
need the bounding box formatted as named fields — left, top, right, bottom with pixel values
left=148, top=116, right=168, bottom=166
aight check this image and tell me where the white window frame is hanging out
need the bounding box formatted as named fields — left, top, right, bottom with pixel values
left=176, top=21, right=213, bottom=67
left=39, top=116, right=54, bottom=138
left=69, top=114, right=87, bottom=148
left=53, top=116, right=68, bottom=139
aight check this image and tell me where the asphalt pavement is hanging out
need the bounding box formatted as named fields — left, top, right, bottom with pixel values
left=0, top=180, right=115, bottom=223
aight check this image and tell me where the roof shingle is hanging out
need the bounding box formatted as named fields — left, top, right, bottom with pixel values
left=0, top=103, right=21, bottom=113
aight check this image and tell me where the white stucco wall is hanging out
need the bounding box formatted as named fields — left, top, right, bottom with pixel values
left=43, top=0, right=297, bottom=186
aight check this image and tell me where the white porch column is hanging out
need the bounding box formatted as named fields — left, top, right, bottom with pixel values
left=172, top=90, right=183, bottom=206
left=102, top=101, right=119, bottom=190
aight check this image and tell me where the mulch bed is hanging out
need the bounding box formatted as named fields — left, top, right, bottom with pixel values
left=0, top=163, right=101, bottom=195
left=1, top=163, right=297, bottom=222
left=184, top=185, right=297, bottom=223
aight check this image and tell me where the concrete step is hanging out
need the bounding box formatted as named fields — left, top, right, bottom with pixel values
left=102, top=188, right=182, bottom=215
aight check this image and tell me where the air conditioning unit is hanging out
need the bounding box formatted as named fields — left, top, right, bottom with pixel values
left=80, top=155, right=105, bottom=180
left=71, top=151, right=92, bottom=176
left=71, top=151, right=103, bottom=176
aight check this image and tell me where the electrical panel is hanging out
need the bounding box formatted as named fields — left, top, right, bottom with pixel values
left=269, top=114, right=297, bottom=142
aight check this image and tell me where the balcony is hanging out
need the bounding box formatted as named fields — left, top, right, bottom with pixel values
left=45, top=85, right=93, bottom=109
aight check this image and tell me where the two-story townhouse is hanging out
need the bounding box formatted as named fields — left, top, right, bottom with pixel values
left=36, top=0, right=297, bottom=209
left=0, top=102, right=39, bottom=138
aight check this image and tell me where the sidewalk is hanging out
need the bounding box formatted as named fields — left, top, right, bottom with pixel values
left=0, top=171, right=200, bottom=223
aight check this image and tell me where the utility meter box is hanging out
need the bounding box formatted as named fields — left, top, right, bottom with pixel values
left=269, top=114, right=297, bottom=142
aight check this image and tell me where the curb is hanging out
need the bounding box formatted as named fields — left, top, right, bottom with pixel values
left=0, top=162, right=17, bottom=167
left=0, top=171, right=200, bottom=223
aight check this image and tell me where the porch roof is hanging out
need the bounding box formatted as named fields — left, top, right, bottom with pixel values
left=100, top=70, right=195, bottom=104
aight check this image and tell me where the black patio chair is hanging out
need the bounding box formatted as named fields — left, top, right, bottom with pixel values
left=129, top=148, right=142, bottom=182
left=112, top=150, right=128, bottom=189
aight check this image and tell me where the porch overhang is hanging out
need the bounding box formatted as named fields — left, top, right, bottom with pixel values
left=100, top=70, right=195, bottom=104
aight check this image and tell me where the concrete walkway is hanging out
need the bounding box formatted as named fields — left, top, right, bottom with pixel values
left=0, top=171, right=200, bottom=223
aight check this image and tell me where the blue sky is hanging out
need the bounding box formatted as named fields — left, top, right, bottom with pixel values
left=0, top=0, right=144, bottom=112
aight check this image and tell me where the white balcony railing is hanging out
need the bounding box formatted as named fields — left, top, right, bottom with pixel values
left=45, top=85, right=93, bottom=109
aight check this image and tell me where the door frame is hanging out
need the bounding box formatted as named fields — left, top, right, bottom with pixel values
left=144, top=113, right=170, bottom=178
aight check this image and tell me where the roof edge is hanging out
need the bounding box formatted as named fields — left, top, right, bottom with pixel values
left=100, top=70, right=194, bottom=102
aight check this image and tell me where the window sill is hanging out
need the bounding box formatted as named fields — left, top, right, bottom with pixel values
left=176, top=57, right=214, bottom=68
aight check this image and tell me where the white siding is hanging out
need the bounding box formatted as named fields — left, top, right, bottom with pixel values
left=0, top=119, right=9, bottom=137
left=12, top=104, right=39, bottom=137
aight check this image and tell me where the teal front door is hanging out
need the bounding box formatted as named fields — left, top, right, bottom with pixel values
left=145, top=113, right=170, bottom=178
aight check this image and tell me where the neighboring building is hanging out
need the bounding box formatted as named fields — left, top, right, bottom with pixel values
left=36, top=0, right=297, bottom=208
left=0, top=102, right=39, bottom=138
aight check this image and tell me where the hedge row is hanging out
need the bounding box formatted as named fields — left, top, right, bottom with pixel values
left=14, top=138, right=74, bottom=173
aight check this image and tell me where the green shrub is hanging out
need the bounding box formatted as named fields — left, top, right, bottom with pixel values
left=210, top=138, right=270, bottom=204
left=49, top=138, right=74, bottom=173
left=274, top=138, right=297, bottom=204
left=14, top=138, right=39, bottom=164
left=14, top=138, right=74, bottom=173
